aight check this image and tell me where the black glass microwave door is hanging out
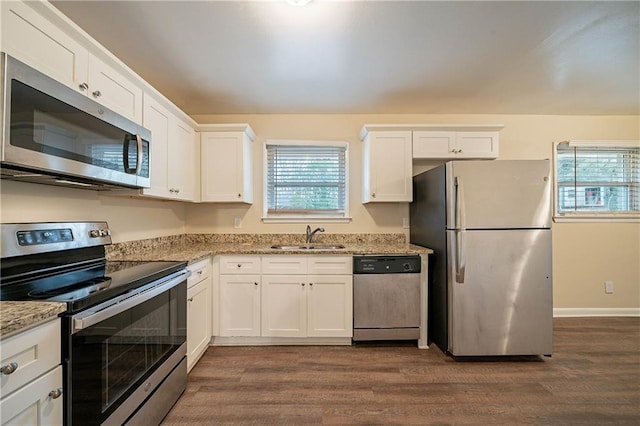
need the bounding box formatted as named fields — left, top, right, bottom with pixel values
left=10, top=79, right=149, bottom=177
left=70, top=284, right=186, bottom=424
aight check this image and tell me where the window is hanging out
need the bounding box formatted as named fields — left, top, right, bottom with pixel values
left=263, top=140, right=349, bottom=222
left=554, top=140, right=639, bottom=220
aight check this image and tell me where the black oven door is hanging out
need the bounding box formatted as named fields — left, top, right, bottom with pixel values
left=65, top=274, right=186, bottom=425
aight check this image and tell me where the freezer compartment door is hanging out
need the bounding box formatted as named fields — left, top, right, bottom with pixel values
left=446, top=160, right=552, bottom=229
left=447, top=229, right=552, bottom=356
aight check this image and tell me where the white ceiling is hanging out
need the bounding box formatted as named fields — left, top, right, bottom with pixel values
left=51, top=0, right=640, bottom=116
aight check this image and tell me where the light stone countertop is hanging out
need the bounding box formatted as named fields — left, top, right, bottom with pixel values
left=107, top=242, right=433, bottom=264
left=0, top=301, right=66, bottom=339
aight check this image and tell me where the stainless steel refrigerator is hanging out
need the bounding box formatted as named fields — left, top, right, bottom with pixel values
left=410, top=160, right=553, bottom=356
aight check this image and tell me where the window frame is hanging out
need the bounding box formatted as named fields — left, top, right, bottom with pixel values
left=262, top=139, right=351, bottom=223
left=553, top=140, right=640, bottom=223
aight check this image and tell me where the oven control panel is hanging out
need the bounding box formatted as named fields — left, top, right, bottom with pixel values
left=17, top=228, right=73, bottom=246
left=1, top=222, right=112, bottom=258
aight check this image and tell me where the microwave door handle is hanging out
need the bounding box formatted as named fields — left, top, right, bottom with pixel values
left=135, top=134, right=143, bottom=174
left=122, top=135, right=135, bottom=174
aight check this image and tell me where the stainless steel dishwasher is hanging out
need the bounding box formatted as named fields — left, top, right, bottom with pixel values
left=353, top=255, right=421, bottom=341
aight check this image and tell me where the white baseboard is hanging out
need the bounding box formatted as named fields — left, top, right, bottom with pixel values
left=554, top=308, right=640, bottom=317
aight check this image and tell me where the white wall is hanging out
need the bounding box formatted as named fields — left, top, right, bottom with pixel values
left=0, top=181, right=186, bottom=243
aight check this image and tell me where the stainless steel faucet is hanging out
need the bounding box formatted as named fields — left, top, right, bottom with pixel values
left=305, top=225, right=325, bottom=243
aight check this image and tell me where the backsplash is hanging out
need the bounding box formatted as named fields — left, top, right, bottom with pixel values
left=105, top=233, right=407, bottom=259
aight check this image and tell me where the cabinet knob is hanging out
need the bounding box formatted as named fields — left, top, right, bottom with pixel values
left=78, top=82, right=88, bottom=91
left=238, top=193, right=241, bottom=198
left=197, top=270, right=203, bottom=275
left=309, top=283, right=313, bottom=287
left=188, top=297, right=194, bottom=302
left=0, top=362, right=18, bottom=375
left=175, top=189, right=180, bottom=194
left=237, top=264, right=242, bottom=268
left=48, top=387, right=63, bottom=399
left=92, top=90, right=102, bottom=98
left=372, top=193, right=376, bottom=198
left=254, top=282, right=258, bottom=286
left=458, top=149, right=463, bottom=153
left=301, top=283, right=305, bottom=287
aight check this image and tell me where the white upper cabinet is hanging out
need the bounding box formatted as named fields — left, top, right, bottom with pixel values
left=1, top=1, right=142, bottom=123
left=200, top=125, right=255, bottom=203
left=142, top=94, right=198, bottom=201
left=413, top=130, right=499, bottom=159
left=361, top=130, right=413, bottom=203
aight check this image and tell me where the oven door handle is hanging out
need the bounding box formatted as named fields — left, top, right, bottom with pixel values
left=71, top=271, right=189, bottom=334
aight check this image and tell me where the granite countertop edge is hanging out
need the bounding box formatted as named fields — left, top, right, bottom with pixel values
left=108, top=243, right=433, bottom=264
left=0, top=301, right=66, bottom=339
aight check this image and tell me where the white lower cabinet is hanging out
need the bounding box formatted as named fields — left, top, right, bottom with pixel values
left=0, top=319, right=63, bottom=426
left=186, top=258, right=212, bottom=371
left=219, top=274, right=261, bottom=336
left=218, top=255, right=353, bottom=340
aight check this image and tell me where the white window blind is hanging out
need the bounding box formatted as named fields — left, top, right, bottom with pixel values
left=556, top=141, right=639, bottom=217
left=266, top=142, right=347, bottom=215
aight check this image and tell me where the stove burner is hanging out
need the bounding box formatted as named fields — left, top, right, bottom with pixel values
left=27, top=277, right=111, bottom=298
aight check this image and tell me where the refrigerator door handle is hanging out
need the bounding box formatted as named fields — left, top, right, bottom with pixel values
left=456, top=230, right=466, bottom=283
left=455, top=176, right=466, bottom=283
left=454, top=176, right=466, bottom=230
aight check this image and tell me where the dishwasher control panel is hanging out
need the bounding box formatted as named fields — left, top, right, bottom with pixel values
left=353, top=255, right=421, bottom=274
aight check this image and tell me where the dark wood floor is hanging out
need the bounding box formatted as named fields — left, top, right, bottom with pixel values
left=163, top=317, right=640, bottom=425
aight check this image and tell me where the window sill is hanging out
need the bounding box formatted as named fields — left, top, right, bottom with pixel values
left=553, top=215, right=640, bottom=223
left=261, top=216, right=353, bottom=224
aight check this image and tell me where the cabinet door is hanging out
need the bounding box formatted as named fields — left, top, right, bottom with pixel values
left=363, top=131, right=412, bottom=202
left=187, top=278, right=211, bottom=371
left=219, top=275, right=261, bottom=337
left=412, top=131, right=456, bottom=159
left=168, top=119, right=197, bottom=201
left=261, top=275, right=307, bottom=338
left=0, top=1, right=88, bottom=93
left=0, top=366, right=63, bottom=426
left=87, top=55, right=143, bottom=124
left=201, top=132, right=252, bottom=203
left=455, top=132, right=499, bottom=159
left=307, top=275, right=353, bottom=337
left=141, top=95, right=171, bottom=198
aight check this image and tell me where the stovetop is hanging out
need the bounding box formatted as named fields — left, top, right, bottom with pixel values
left=0, top=260, right=187, bottom=313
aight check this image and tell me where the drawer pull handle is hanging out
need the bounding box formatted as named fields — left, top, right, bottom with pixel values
left=1, top=362, right=18, bottom=375
left=49, top=388, right=63, bottom=399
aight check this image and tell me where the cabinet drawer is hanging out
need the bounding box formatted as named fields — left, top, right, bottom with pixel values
left=0, top=365, right=63, bottom=426
left=262, top=256, right=307, bottom=275
left=308, top=256, right=353, bottom=275
left=1, top=319, right=60, bottom=398
left=187, top=258, right=211, bottom=288
left=219, top=256, right=261, bottom=274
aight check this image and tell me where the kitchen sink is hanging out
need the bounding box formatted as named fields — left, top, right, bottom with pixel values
left=270, top=244, right=346, bottom=250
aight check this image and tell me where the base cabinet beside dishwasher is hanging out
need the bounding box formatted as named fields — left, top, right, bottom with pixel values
left=0, top=319, right=63, bottom=426
left=217, top=255, right=353, bottom=341
left=186, top=258, right=212, bottom=371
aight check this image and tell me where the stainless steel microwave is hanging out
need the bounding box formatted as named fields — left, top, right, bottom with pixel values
left=0, top=53, right=151, bottom=190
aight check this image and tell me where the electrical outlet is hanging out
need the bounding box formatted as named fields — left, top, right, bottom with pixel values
left=234, top=218, right=242, bottom=229
left=402, top=217, right=410, bottom=228
left=604, top=281, right=614, bottom=294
